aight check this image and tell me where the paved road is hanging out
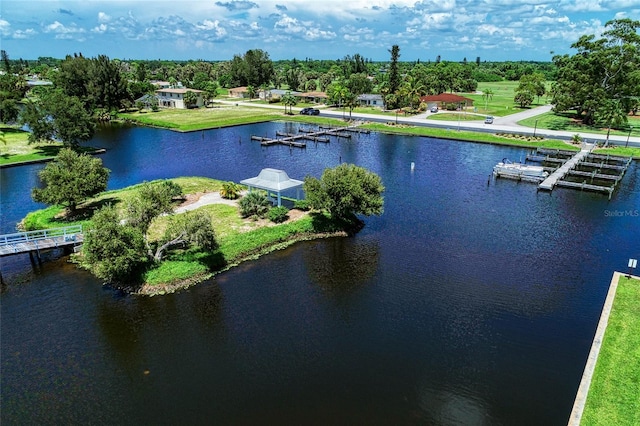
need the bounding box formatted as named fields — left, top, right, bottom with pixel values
left=218, top=100, right=640, bottom=148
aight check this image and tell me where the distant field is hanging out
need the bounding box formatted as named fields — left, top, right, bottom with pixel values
left=463, top=80, right=552, bottom=117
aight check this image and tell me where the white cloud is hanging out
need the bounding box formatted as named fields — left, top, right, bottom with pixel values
left=0, top=18, right=10, bottom=36
left=14, top=29, right=37, bottom=39
left=98, top=12, right=111, bottom=23
left=196, top=19, right=228, bottom=39
left=92, top=23, right=108, bottom=34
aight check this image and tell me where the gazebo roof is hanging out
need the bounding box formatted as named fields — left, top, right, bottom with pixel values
left=240, top=168, right=303, bottom=192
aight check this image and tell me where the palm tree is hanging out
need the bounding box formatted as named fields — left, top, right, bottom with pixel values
left=281, top=92, right=297, bottom=114
left=219, top=181, right=242, bottom=199
left=482, top=88, right=494, bottom=112
left=401, top=76, right=426, bottom=110
left=344, top=91, right=358, bottom=120
left=596, top=100, right=628, bottom=146
left=246, top=85, right=256, bottom=100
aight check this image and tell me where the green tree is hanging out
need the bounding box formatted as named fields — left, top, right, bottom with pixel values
left=401, top=75, right=426, bottom=109
left=82, top=204, right=147, bottom=283
left=52, top=54, right=91, bottom=105
left=388, top=45, right=401, bottom=96
left=244, top=49, right=275, bottom=87
left=192, top=72, right=211, bottom=90
left=126, top=180, right=183, bottom=236
left=344, top=90, right=358, bottom=120
left=281, top=91, right=297, bottom=114
left=88, top=55, right=128, bottom=112
left=135, top=61, right=148, bottom=82
left=183, top=90, right=198, bottom=108
left=246, top=85, right=256, bottom=100
left=346, top=73, right=373, bottom=96
left=20, top=90, right=96, bottom=147
left=286, top=67, right=302, bottom=91
left=515, top=73, right=545, bottom=107
left=202, top=81, right=219, bottom=105
left=153, top=210, right=217, bottom=261
left=514, top=90, right=534, bottom=108
left=0, top=51, right=28, bottom=123
left=303, top=163, right=384, bottom=223
left=32, top=148, right=110, bottom=213
left=552, top=18, right=640, bottom=124
left=596, top=99, right=628, bottom=146
left=482, top=88, right=494, bottom=111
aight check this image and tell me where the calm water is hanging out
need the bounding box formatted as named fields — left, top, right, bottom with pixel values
left=1, top=122, right=639, bottom=425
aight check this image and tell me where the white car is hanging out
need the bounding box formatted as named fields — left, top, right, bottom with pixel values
left=484, top=116, right=494, bottom=124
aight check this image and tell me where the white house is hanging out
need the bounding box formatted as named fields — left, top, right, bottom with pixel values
left=156, top=88, right=204, bottom=109
left=357, top=94, right=384, bottom=108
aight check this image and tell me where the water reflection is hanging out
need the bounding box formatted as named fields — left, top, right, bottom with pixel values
left=304, top=237, right=380, bottom=297
left=1, top=122, right=639, bottom=425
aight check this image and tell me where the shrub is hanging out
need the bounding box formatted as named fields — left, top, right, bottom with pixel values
left=219, top=181, right=241, bottom=199
left=268, top=206, right=289, bottom=223
left=293, top=199, right=311, bottom=211
left=239, top=192, right=272, bottom=219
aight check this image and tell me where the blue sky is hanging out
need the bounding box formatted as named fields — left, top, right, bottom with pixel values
left=1, top=1, right=638, bottom=62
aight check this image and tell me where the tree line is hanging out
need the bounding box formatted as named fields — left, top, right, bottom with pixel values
left=2, top=17, right=638, bottom=142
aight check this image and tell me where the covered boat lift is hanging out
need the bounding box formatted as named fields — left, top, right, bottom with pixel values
left=240, top=168, right=304, bottom=207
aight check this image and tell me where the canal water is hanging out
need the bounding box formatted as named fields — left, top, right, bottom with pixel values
left=1, top=122, right=639, bottom=425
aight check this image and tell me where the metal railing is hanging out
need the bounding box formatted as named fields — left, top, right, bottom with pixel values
left=0, top=225, right=83, bottom=247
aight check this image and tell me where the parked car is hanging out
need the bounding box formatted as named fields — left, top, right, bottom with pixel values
left=484, top=116, right=494, bottom=124
left=430, top=106, right=438, bottom=113
left=300, top=108, right=320, bottom=115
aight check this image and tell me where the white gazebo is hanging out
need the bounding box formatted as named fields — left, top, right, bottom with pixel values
left=240, top=168, right=304, bottom=207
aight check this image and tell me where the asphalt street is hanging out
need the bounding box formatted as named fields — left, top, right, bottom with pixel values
left=218, top=100, right=640, bottom=148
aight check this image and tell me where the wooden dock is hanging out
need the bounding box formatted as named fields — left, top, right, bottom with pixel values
left=534, top=144, right=632, bottom=198
left=538, top=146, right=593, bottom=191
left=251, top=126, right=363, bottom=148
left=0, top=225, right=84, bottom=257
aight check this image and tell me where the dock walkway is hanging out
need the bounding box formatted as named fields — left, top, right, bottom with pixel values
left=251, top=125, right=365, bottom=148
left=0, top=225, right=83, bottom=257
left=538, top=145, right=594, bottom=191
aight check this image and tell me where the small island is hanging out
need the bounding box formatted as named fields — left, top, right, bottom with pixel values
left=20, top=150, right=384, bottom=296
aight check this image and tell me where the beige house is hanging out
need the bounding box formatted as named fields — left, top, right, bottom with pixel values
left=297, top=91, right=328, bottom=104
left=228, top=86, right=249, bottom=98
left=156, top=88, right=204, bottom=109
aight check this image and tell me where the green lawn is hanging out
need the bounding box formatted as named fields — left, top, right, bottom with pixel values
left=518, top=112, right=640, bottom=139
left=581, top=275, right=640, bottom=425
left=119, top=105, right=286, bottom=131
left=464, top=80, right=552, bottom=117
left=0, top=127, right=65, bottom=165
left=360, top=122, right=581, bottom=151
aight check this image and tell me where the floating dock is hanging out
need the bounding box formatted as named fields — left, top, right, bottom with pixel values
left=538, top=146, right=593, bottom=191
left=251, top=125, right=365, bottom=148
left=530, top=144, right=632, bottom=199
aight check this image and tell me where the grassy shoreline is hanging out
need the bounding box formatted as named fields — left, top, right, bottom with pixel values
left=20, top=177, right=348, bottom=295
left=0, top=126, right=106, bottom=167
left=3, top=106, right=640, bottom=166
left=580, top=274, right=640, bottom=425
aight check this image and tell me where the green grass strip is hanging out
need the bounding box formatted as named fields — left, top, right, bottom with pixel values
left=581, top=275, right=640, bottom=425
